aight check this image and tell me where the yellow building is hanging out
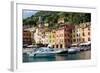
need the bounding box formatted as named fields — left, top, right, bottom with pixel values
left=49, top=30, right=56, bottom=48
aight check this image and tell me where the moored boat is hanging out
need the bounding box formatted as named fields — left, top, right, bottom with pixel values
left=68, top=47, right=80, bottom=53
left=28, top=47, right=55, bottom=57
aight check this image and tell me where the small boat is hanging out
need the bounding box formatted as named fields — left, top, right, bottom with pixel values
left=28, top=47, right=55, bottom=57
left=68, top=47, right=80, bottom=53
left=68, top=49, right=77, bottom=53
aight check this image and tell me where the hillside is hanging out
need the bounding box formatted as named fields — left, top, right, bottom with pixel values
left=23, top=11, right=91, bottom=28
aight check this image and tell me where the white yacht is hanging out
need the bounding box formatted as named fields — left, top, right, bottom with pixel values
left=28, top=47, right=55, bottom=57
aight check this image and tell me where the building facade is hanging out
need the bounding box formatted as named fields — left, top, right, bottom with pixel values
left=80, top=22, right=91, bottom=45
left=23, top=30, right=32, bottom=46
left=49, top=30, right=56, bottom=48
left=55, top=24, right=73, bottom=49
left=34, top=27, right=44, bottom=44
left=42, top=31, right=50, bottom=45
left=72, top=25, right=80, bottom=46
left=72, top=22, right=91, bottom=46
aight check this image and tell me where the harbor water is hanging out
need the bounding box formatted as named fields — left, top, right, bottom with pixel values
left=23, top=50, right=91, bottom=62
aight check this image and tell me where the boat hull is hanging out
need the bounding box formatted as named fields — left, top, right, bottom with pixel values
left=68, top=49, right=77, bottom=54
left=33, top=53, right=55, bottom=57
left=57, top=50, right=68, bottom=54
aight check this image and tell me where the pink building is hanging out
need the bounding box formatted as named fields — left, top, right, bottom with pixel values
left=55, top=24, right=74, bottom=49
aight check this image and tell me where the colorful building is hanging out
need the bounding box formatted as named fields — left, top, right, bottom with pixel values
left=72, top=22, right=91, bottom=46
left=42, top=31, right=50, bottom=45
left=24, top=27, right=36, bottom=44
left=55, top=24, right=73, bottom=49
left=34, top=20, right=46, bottom=44
left=80, top=22, right=91, bottom=45
left=23, top=30, right=32, bottom=46
left=23, top=22, right=91, bottom=48
left=34, top=27, right=44, bottom=44
left=49, top=30, right=56, bottom=48
left=72, top=25, right=80, bottom=46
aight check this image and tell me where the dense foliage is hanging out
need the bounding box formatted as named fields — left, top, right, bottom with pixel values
left=23, top=11, right=91, bottom=27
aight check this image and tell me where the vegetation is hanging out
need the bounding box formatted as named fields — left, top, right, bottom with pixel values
left=23, top=11, right=91, bottom=28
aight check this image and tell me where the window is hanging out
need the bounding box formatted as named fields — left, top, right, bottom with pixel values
left=73, top=39, right=76, bottom=42
left=65, top=34, right=66, bottom=37
left=82, top=38, right=85, bottom=42
left=82, top=32, right=85, bottom=36
left=73, top=34, right=75, bottom=37
left=88, top=37, right=90, bottom=41
left=68, top=39, right=70, bottom=42
left=56, top=45, right=58, bottom=48
left=52, top=45, right=54, bottom=48
left=60, top=44, right=62, bottom=48
left=88, top=27, right=90, bottom=30
left=77, top=34, right=78, bottom=37
left=88, top=32, right=90, bottom=35
left=68, top=34, right=70, bottom=37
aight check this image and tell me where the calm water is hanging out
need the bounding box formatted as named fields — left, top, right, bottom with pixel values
left=23, top=50, right=91, bottom=63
